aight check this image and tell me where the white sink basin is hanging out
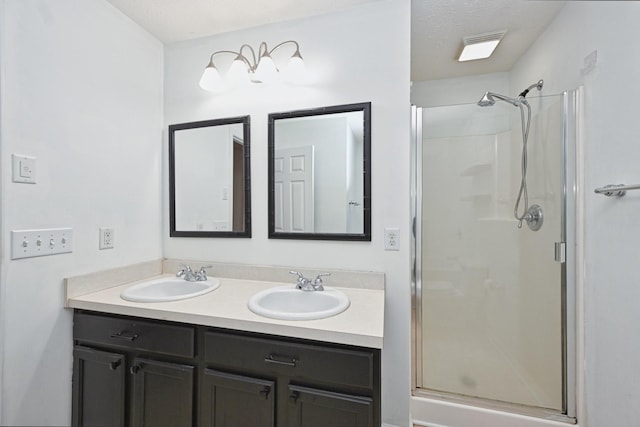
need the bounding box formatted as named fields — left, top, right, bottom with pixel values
left=248, top=286, right=350, bottom=320
left=121, top=276, right=221, bottom=303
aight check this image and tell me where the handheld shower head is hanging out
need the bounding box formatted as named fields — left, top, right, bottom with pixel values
left=518, top=79, right=544, bottom=98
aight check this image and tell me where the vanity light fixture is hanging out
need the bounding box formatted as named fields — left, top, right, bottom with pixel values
left=458, top=30, right=507, bottom=62
left=199, top=40, right=305, bottom=92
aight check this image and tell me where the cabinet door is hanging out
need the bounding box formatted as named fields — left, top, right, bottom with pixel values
left=130, top=358, right=194, bottom=427
left=201, top=369, right=275, bottom=427
left=72, top=346, right=125, bottom=427
left=287, top=385, right=373, bottom=427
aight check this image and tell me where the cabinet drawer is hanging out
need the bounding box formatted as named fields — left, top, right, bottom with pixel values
left=74, top=312, right=195, bottom=358
left=204, top=331, right=374, bottom=390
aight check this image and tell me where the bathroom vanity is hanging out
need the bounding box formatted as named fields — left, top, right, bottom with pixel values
left=66, top=260, right=384, bottom=427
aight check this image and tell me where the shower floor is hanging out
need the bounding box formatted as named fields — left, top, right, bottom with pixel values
left=422, top=332, right=554, bottom=409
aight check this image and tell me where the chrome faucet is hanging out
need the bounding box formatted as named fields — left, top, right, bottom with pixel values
left=289, top=271, right=331, bottom=292
left=177, top=264, right=212, bottom=282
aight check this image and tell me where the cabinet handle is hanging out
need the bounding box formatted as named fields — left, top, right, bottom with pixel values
left=264, top=354, right=297, bottom=368
left=109, top=360, right=121, bottom=371
left=129, top=365, right=141, bottom=375
left=259, top=386, right=271, bottom=400
left=110, top=331, right=139, bottom=341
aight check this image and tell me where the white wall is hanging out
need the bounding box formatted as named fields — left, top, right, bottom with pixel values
left=164, top=1, right=412, bottom=425
left=411, top=72, right=509, bottom=107
left=0, top=0, right=164, bottom=424
left=511, top=2, right=640, bottom=426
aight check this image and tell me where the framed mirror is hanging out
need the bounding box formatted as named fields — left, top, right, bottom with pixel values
left=169, top=116, right=251, bottom=237
left=268, top=102, right=371, bottom=241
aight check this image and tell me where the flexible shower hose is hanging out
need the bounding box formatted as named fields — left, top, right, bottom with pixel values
left=513, top=100, right=532, bottom=228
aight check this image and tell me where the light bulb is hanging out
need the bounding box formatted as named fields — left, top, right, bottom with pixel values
left=227, top=57, right=249, bottom=86
left=283, top=51, right=305, bottom=83
left=254, top=54, right=279, bottom=83
left=199, top=62, right=224, bottom=92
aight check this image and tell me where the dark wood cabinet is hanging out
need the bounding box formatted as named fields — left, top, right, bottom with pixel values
left=72, top=310, right=380, bottom=427
left=72, top=312, right=196, bottom=427
left=287, top=385, right=373, bottom=427
left=72, top=346, right=125, bottom=427
left=130, top=358, right=194, bottom=427
left=203, top=329, right=380, bottom=427
left=201, top=369, right=275, bottom=427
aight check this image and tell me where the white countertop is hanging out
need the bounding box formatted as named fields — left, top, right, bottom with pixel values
left=67, top=274, right=384, bottom=349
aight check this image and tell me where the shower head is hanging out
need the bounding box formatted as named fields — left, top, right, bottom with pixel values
left=477, top=91, right=520, bottom=107
left=477, top=92, right=495, bottom=107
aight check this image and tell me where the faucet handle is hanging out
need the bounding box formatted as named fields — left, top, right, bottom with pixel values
left=196, top=265, right=213, bottom=281
left=290, top=271, right=314, bottom=290
left=313, top=273, right=331, bottom=291
left=176, top=263, right=192, bottom=277
left=314, top=272, right=331, bottom=281
left=289, top=270, right=304, bottom=281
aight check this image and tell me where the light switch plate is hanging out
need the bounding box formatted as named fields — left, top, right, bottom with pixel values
left=12, top=154, right=36, bottom=184
left=11, top=228, right=73, bottom=259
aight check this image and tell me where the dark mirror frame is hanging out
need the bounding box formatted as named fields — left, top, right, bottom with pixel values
left=268, top=102, right=371, bottom=241
left=169, top=116, right=251, bottom=238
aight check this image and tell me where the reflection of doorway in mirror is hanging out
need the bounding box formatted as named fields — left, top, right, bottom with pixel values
left=274, top=146, right=315, bottom=232
left=232, top=137, right=244, bottom=231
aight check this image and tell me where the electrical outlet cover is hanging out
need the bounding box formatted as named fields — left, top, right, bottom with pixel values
left=99, top=228, right=114, bottom=249
left=384, top=227, right=400, bottom=251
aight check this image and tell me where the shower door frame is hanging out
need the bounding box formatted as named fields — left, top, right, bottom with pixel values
left=411, top=90, right=579, bottom=423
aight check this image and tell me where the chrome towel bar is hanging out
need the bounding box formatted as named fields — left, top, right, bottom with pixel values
left=594, top=183, right=640, bottom=197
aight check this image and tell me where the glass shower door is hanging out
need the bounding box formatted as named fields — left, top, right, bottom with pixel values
left=414, top=93, right=572, bottom=416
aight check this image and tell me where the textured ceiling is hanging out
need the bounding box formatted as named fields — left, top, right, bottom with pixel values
left=106, top=0, right=565, bottom=82
left=411, top=0, right=565, bottom=81
left=106, top=0, right=387, bottom=44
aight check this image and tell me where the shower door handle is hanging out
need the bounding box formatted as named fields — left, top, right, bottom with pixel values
left=412, top=217, right=416, bottom=238
left=554, top=242, right=566, bottom=263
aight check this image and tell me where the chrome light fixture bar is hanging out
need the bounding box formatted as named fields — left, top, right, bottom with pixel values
left=458, top=30, right=506, bottom=62
left=199, top=40, right=305, bottom=92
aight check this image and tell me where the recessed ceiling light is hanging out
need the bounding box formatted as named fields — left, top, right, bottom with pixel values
left=458, top=30, right=507, bottom=62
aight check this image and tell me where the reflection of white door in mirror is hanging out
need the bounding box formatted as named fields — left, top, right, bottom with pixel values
left=274, top=146, right=314, bottom=232
left=268, top=102, right=370, bottom=241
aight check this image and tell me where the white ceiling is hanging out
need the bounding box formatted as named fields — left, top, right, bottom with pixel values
left=106, top=0, right=388, bottom=43
left=411, top=0, right=565, bottom=81
left=106, top=0, right=565, bottom=82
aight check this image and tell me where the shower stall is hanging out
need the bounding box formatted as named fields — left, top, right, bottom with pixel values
left=411, top=88, right=579, bottom=422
